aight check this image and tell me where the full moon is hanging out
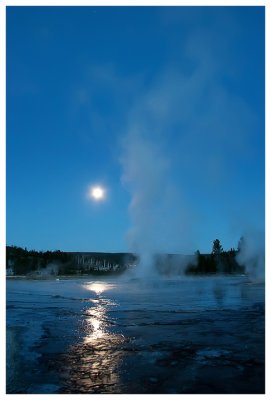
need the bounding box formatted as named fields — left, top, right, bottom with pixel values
left=89, top=186, right=105, bottom=201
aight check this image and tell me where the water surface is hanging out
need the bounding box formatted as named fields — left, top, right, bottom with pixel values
left=6, top=275, right=265, bottom=394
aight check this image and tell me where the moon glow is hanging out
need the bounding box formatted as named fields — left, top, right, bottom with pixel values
left=89, top=186, right=105, bottom=201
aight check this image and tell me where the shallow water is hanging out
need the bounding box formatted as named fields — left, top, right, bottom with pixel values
left=6, top=275, right=265, bottom=394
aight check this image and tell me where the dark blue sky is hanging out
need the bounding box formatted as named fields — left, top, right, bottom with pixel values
left=6, top=6, right=265, bottom=253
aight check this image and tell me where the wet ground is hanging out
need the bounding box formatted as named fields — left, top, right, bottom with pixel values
left=6, top=275, right=265, bottom=394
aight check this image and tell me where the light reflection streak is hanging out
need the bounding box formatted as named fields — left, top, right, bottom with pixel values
left=83, top=282, right=117, bottom=296
left=61, top=281, right=127, bottom=393
left=84, top=305, right=107, bottom=342
left=82, top=282, right=118, bottom=343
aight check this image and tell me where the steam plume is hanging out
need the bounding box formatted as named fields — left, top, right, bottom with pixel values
left=120, top=128, right=195, bottom=277
left=236, top=230, right=265, bottom=282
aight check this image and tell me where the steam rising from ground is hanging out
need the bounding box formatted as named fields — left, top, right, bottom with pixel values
left=116, top=11, right=264, bottom=278
left=236, top=230, right=265, bottom=282
left=119, top=62, right=263, bottom=278
left=120, top=129, right=195, bottom=277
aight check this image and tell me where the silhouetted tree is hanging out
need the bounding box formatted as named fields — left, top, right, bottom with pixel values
left=212, top=239, right=223, bottom=255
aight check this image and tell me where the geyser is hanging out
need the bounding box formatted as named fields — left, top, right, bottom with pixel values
left=120, top=129, right=194, bottom=277
left=236, top=230, right=265, bottom=282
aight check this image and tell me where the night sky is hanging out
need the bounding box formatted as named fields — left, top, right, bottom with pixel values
left=6, top=6, right=265, bottom=253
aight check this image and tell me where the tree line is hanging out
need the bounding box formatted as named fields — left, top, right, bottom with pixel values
left=186, top=238, right=245, bottom=275
left=6, top=238, right=245, bottom=276
left=6, top=246, right=136, bottom=276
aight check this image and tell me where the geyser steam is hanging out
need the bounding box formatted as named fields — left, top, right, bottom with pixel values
left=120, top=129, right=194, bottom=277
left=118, top=19, right=263, bottom=277
left=236, top=230, right=265, bottom=282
